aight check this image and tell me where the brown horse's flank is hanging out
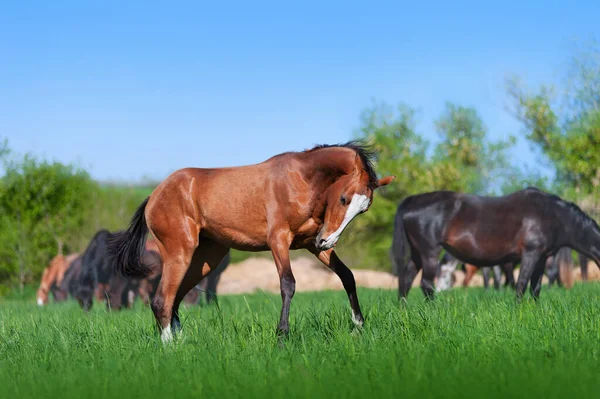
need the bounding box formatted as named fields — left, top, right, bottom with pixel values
left=108, top=141, right=394, bottom=341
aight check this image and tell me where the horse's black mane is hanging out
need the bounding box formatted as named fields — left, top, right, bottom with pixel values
left=523, top=186, right=600, bottom=231
left=308, top=140, right=379, bottom=190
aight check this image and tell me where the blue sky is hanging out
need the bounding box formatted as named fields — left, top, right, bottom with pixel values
left=2, top=1, right=599, bottom=182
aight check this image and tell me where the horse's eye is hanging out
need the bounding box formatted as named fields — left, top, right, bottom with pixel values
left=340, top=195, right=347, bottom=206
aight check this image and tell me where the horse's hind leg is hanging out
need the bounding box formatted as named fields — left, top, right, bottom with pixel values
left=420, top=252, right=440, bottom=300
left=149, top=224, right=201, bottom=342
left=400, top=259, right=419, bottom=298
left=203, top=250, right=230, bottom=305
left=516, top=250, right=543, bottom=300
left=170, top=239, right=229, bottom=335
left=530, top=257, right=548, bottom=299
left=399, top=259, right=419, bottom=299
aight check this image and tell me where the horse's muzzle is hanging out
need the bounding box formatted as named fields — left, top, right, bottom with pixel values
left=315, top=233, right=337, bottom=251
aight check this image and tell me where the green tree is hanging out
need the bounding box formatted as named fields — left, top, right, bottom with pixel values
left=0, top=150, right=97, bottom=291
left=337, top=100, right=516, bottom=270
left=432, top=102, right=516, bottom=194
left=0, top=138, right=159, bottom=296
left=0, top=138, right=9, bottom=160
left=335, top=101, right=431, bottom=268
left=506, top=38, right=600, bottom=214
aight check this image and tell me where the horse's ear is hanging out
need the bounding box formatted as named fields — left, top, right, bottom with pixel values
left=376, top=175, right=395, bottom=188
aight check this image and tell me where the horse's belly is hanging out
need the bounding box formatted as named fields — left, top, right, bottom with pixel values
left=444, top=233, right=519, bottom=266
left=199, top=207, right=269, bottom=251
left=201, top=222, right=269, bottom=251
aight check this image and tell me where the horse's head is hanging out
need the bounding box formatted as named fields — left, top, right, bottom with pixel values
left=75, top=283, right=95, bottom=312
left=315, top=164, right=394, bottom=251
left=436, top=262, right=457, bottom=292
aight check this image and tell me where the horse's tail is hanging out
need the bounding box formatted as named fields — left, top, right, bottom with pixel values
left=391, top=201, right=412, bottom=297
left=557, top=247, right=574, bottom=289
left=107, top=197, right=152, bottom=278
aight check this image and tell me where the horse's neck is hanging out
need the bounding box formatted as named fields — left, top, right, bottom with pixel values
left=303, top=149, right=355, bottom=179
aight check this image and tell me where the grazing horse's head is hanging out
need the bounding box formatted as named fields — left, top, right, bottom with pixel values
left=36, top=254, right=65, bottom=306
left=313, top=143, right=395, bottom=250
left=76, top=286, right=95, bottom=312
left=436, top=262, right=458, bottom=292
left=36, top=288, right=48, bottom=306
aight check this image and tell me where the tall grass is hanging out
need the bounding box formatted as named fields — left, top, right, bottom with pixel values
left=1, top=284, right=599, bottom=398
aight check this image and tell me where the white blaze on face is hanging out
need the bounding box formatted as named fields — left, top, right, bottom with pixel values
left=322, top=194, right=370, bottom=248
left=37, top=297, right=44, bottom=306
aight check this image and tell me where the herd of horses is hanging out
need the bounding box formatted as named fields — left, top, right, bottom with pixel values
left=35, top=141, right=599, bottom=343
left=36, top=229, right=230, bottom=312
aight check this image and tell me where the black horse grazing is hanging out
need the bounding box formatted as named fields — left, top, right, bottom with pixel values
left=75, top=229, right=115, bottom=311
left=76, top=229, right=231, bottom=311
left=391, top=187, right=600, bottom=301
left=60, top=255, right=84, bottom=298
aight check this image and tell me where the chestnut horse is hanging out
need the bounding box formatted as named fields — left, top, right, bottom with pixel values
left=36, top=252, right=81, bottom=306
left=392, top=187, right=600, bottom=301
left=462, top=264, right=505, bottom=289
left=108, top=141, right=395, bottom=342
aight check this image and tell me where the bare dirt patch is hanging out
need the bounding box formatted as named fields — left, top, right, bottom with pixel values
left=217, top=256, right=600, bottom=295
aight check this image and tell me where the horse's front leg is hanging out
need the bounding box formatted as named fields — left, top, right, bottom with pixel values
left=269, top=232, right=295, bottom=337
left=492, top=265, right=502, bottom=290
left=529, top=257, right=548, bottom=300
left=516, top=250, right=542, bottom=300
left=313, top=249, right=364, bottom=327
left=579, top=253, right=589, bottom=281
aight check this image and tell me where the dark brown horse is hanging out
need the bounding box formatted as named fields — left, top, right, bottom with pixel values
left=58, top=254, right=84, bottom=299
left=392, top=187, right=600, bottom=301
left=108, top=141, right=395, bottom=342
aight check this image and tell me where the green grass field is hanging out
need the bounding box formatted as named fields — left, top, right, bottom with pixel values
left=1, top=283, right=600, bottom=399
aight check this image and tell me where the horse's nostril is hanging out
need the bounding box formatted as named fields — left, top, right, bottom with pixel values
left=319, top=239, right=327, bottom=246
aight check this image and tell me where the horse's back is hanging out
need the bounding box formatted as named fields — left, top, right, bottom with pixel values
left=397, top=190, right=459, bottom=213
